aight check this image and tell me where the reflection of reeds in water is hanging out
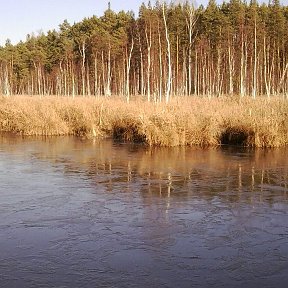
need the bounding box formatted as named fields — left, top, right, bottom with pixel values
left=1, top=135, right=287, bottom=203
left=1, top=96, right=288, bottom=147
left=76, top=142, right=288, bottom=203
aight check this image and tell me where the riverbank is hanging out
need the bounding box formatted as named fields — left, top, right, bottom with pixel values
left=0, top=95, right=287, bottom=147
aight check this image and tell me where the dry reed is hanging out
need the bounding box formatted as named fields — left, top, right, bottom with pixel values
left=0, top=95, right=288, bottom=147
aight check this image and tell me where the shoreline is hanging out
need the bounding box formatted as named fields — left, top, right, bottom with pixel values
left=0, top=95, right=288, bottom=148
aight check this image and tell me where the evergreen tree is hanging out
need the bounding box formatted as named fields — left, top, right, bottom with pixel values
left=1, top=0, right=288, bottom=98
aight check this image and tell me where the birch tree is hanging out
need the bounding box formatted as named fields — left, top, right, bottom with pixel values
left=161, top=1, right=172, bottom=102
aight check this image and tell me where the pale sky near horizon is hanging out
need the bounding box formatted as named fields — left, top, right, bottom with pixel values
left=0, top=0, right=286, bottom=46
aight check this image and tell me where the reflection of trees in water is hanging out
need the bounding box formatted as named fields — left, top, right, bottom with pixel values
left=1, top=135, right=287, bottom=204
left=75, top=142, right=288, bottom=204
left=139, top=164, right=288, bottom=205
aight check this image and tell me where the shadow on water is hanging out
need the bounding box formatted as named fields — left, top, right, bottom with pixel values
left=0, top=134, right=288, bottom=288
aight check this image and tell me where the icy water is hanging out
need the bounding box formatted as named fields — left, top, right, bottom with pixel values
left=0, top=135, right=288, bottom=288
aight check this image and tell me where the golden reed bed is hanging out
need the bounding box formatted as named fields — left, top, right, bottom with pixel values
left=0, top=95, right=288, bottom=147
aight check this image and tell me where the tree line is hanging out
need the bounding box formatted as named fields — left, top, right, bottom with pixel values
left=0, top=0, right=288, bottom=101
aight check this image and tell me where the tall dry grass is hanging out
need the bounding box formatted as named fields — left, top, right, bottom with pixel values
left=0, top=95, right=288, bottom=147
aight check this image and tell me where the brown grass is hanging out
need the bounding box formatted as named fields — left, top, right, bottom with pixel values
left=0, top=95, right=288, bottom=147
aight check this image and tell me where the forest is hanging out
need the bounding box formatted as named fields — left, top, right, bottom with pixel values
left=1, top=0, right=288, bottom=147
left=1, top=0, right=288, bottom=101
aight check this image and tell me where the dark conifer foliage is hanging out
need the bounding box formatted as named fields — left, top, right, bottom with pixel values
left=1, top=0, right=288, bottom=99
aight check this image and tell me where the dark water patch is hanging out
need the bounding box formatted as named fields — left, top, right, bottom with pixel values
left=220, top=126, right=255, bottom=146
left=112, top=122, right=146, bottom=143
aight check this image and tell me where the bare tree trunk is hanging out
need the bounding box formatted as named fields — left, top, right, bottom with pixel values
left=228, top=39, right=234, bottom=95
left=271, top=44, right=276, bottom=95
left=137, top=27, right=144, bottom=96
left=240, top=32, right=246, bottom=97
left=263, top=36, right=272, bottom=98
left=162, top=3, right=172, bottom=103
left=145, top=25, right=152, bottom=102
left=59, top=61, right=64, bottom=96
left=9, top=57, right=14, bottom=95
left=176, top=34, right=179, bottom=96
left=78, top=41, right=86, bottom=96
left=182, top=49, right=187, bottom=95
left=216, top=46, right=222, bottom=96
left=94, top=55, right=98, bottom=96
left=126, top=38, right=134, bottom=102
left=194, top=47, right=199, bottom=95
left=279, top=62, right=288, bottom=94
left=252, top=16, right=257, bottom=99
left=106, top=45, right=112, bottom=96
left=70, top=60, right=75, bottom=98
left=101, top=51, right=105, bottom=95
left=65, top=61, right=69, bottom=96
left=34, top=62, right=42, bottom=97
left=86, top=61, right=91, bottom=96
left=185, top=3, right=197, bottom=96
left=158, top=22, right=163, bottom=102
left=4, top=64, right=10, bottom=97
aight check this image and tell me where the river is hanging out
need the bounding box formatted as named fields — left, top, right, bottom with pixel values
left=0, top=135, right=288, bottom=288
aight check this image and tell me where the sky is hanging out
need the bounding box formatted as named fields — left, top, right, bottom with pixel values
left=0, top=0, right=287, bottom=46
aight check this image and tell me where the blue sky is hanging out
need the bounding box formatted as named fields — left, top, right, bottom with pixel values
left=0, top=0, right=286, bottom=46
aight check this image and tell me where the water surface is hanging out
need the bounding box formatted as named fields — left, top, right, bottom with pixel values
left=0, top=135, right=288, bottom=288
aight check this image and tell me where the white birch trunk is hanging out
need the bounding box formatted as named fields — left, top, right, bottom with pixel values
left=158, top=23, right=163, bottom=102
left=126, top=38, right=134, bottom=102
left=162, top=4, right=172, bottom=103
left=252, top=16, right=257, bottom=99
left=145, top=26, right=152, bottom=102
